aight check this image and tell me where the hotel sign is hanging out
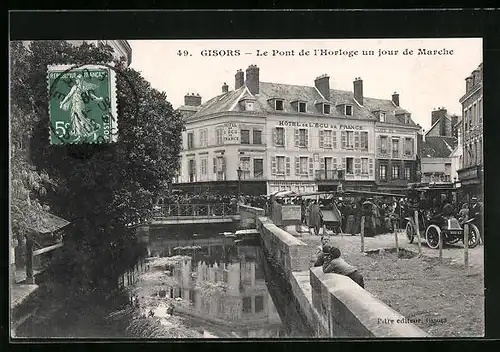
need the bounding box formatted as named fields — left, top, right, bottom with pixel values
left=223, top=123, right=240, bottom=144
left=277, top=121, right=364, bottom=130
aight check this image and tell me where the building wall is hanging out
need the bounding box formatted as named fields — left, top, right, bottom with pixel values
left=420, top=157, right=452, bottom=183
left=265, top=115, right=376, bottom=194
left=461, top=87, right=483, bottom=169
left=374, top=123, right=418, bottom=189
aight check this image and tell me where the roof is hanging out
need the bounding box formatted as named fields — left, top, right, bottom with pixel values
left=188, top=81, right=417, bottom=126
left=419, top=136, right=458, bottom=158
left=26, top=210, right=70, bottom=234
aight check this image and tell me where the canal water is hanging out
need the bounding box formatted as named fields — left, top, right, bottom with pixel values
left=16, top=223, right=312, bottom=338
left=138, top=223, right=312, bottom=338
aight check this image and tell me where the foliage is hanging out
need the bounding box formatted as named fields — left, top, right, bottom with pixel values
left=11, top=40, right=184, bottom=296
left=10, top=42, right=57, bottom=243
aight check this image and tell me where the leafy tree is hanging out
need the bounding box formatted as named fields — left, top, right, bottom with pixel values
left=10, top=42, right=57, bottom=246
left=12, top=40, right=184, bottom=298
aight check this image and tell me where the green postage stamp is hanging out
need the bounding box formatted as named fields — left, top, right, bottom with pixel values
left=48, top=64, right=118, bottom=145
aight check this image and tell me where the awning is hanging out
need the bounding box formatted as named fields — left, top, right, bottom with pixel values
left=26, top=209, right=70, bottom=235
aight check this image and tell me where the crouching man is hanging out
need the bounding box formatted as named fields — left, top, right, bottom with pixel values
left=314, top=244, right=365, bottom=288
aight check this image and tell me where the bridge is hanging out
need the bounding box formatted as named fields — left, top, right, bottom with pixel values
left=149, top=203, right=241, bottom=225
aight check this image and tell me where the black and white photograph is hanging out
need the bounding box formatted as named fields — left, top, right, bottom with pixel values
left=9, top=36, right=484, bottom=339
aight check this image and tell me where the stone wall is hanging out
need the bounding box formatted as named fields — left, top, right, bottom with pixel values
left=256, top=217, right=309, bottom=279
left=239, top=205, right=266, bottom=229
left=310, top=267, right=428, bottom=337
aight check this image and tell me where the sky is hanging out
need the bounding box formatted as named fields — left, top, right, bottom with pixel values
left=129, top=39, right=482, bottom=131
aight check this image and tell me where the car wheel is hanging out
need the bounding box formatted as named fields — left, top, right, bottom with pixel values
left=405, top=221, right=415, bottom=244
left=465, top=223, right=480, bottom=249
left=425, top=224, right=441, bottom=249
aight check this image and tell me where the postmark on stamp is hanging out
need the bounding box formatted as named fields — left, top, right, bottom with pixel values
left=48, top=64, right=118, bottom=145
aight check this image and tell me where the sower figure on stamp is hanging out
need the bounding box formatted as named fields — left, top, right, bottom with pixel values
left=314, top=244, right=365, bottom=288
left=59, top=73, right=104, bottom=142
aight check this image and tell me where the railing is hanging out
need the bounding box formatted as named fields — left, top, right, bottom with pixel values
left=153, top=203, right=239, bottom=218
left=315, top=170, right=345, bottom=181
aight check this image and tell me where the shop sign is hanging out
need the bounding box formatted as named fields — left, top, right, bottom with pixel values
left=223, top=123, right=240, bottom=144
left=277, top=120, right=364, bottom=130
left=458, top=166, right=478, bottom=180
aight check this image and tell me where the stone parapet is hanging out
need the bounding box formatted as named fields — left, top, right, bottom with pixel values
left=310, top=267, right=428, bottom=338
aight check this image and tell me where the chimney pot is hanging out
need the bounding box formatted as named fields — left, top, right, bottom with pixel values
left=353, top=77, right=363, bottom=106
left=392, top=92, right=400, bottom=107
left=314, top=74, right=330, bottom=101
left=245, top=65, right=260, bottom=95
left=184, top=92, right=202, bottom=107
left=235, top=69, right=244, bottom=90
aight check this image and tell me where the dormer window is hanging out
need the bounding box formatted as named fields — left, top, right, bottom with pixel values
left=245, top=101, right=254, bottom=111
left=380, top=112, right=386, bottom=122
left=404, top=115, right=410, bottom=124
left=298, top=102, right=307, bottom=113
left=275, top=99, right=284, bottom=111
left=323, top=104, right=331, bottom=114
left=345, top=105, right=353, bottom=116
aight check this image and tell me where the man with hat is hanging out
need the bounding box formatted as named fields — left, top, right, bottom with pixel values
left=313, top=242, right=364, bottom=288
left=469, top=196, right=483, bottom=243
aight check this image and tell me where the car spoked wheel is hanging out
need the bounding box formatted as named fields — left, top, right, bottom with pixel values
left=425, top=225, right=441, bottom=249
left=466, top=223, right=480, bottom=249
left=405, top=222, right=415, bottom=244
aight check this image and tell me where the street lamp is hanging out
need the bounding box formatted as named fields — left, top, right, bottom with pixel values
left=237, top=166, right=243, bottom=200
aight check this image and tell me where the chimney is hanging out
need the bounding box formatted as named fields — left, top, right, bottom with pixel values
left=184, top=92, right=202, bottom=107
left=222, top=82, right=229, bottom=93
left=353, top=77, right=363, bottom=106
left=392, top=92, right=400, bottom=106
left=235, top=69, right=244, bottom=90
left=431, top=107, right=447, bottom=127
left=314, top=74, right=330, bottom=101
left=245, top=64, right=260, bottom=95
left=465, top=76, right=473, bottom=92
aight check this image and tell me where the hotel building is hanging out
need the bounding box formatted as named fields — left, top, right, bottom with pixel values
left=175, top=65, right=419, bottom=195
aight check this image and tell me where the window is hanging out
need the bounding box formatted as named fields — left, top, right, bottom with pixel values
left=216, top=127, right=224, bottom=145
left=345, top=105, right=353, bottom=116
left=275, top=127, right=285, bottom=146
left=253, top=159, right=263, bottom=178
left=242, top=297, right=252, bottom=313
left=323, top=104, right=331, bottom=114
left=404, top=166, right=411, bottom=180
left=201, top=158, right=208, bottom=175
left=187, top=132, right=194, bottom=149
left=380, top=136, right=388, bottom=154
left=473, top=103, right=477, bottom=126
left=404, top=114, right=410, bottom=124
left=299, top=157, right=308, bottom=174
left=361, top=132, right=368, bottom=151
left=275, top=100, right=284, bottom=111
left=379, top=164, right=387, bottom=181
left=298, top=102, right=307, bottom=113
left=346, top=131, right=354, bottom=149
left=323, top=130, right=333, bottom=148
left=277, top=156, right=285, bottom=174
left=255, top=295, right=264, bottom=313
left=253, top=129, right=262, bottom=145
left=346, top=157, right=354, bottom=174
left=404, top=138, right=413, bottom=156
left=392, top=138, right=399, bottom=158
left=241, top=129, right=250, bottom=144
left=479, top=98, right=482, bottom=124
left=199, top=129, right=208, bottom=147
left=392, top=164, right=400, bottom=179
left=188, top=159, right=196, bottom=182
left=380, top=112, right=386, bottom=122
left=361, top=158, right=368, bottom=174
left=245, top=101, right=254, bottom=111
left=299, top=128, right=308, bottom=147
left=240, top=157, right=251, bottom=179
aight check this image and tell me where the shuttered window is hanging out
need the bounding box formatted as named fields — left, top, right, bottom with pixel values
left=354, top=157, right=361, bottom=175
left=333, top=131, right=338, bottom=149
left=354, top=131, right=360, bottom=150
left=296, top=128, right=309, bottom=147
left=368, top=158, right=374, bottom=176
left=285, top=157, right=291, bottom=176
left=274, top=127, right=285, bottom=146
left=361, top=132, right=368, bottom=151
left=276, top=156, right=285, bottom=174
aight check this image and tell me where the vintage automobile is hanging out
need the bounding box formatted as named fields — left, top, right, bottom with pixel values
left=404, top=184, right=480, bottom=249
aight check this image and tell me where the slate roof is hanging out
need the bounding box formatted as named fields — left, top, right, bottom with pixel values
left=188, top=81, right=417, bottom=127
left=419, top=136, right=458, bottom=158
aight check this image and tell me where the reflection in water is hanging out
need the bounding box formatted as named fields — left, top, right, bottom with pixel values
left=147, top=232, right=287, bottom=338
